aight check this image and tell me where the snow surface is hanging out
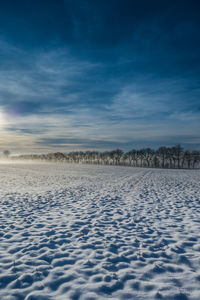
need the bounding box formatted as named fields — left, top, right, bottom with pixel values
left=0, top=162, right=200, bottom=300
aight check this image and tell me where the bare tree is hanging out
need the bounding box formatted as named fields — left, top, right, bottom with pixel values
left=143, top=148, right=155, bottom=167
left=15, top=146, right=200, bottom=169
left=157, top=147, right=168, bottom=168
left=3, top=150, right=10, bottom=158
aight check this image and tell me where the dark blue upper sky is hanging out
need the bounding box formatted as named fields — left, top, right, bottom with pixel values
left=0, top=0, right=199, bottom=153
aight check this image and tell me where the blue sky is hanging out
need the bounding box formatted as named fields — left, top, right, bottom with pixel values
left=0, top=0, right=199, bottom=153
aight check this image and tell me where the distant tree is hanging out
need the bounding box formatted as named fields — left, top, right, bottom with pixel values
left=153, top=155, right=160, bottom=168
left=143, top=148, right=155, bottom=167
left=183, top=151, right=191, bottom=168
left=126, top=149, right=137, bottom=166
left=114, top=149, right=124, bottom=165
left=175, top=145, right=183, bottom=168
left=157, top=147, right=168, bottom=168
left=109, top=149, right=123, bottom=165
left=191, top=151, right=200, bottom=169
left=13, top=146, right=200, bottom=169
left=3, top=150, right=10, bottom=157
left=138, top=149, right=146, bottom=167
left=166, top=147, right=174, bottom=168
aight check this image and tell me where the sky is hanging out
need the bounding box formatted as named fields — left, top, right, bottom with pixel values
left=0, top=0, right=199, bottom=154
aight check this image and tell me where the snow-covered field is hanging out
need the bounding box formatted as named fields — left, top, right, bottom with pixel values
left=0, top=163, right=200, bottom=300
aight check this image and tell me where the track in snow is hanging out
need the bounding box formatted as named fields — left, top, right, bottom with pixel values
left=0, top=163, right=200, bottom=300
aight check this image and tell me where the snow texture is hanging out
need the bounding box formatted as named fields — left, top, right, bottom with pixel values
left=0, top=162, right=200, bottom=300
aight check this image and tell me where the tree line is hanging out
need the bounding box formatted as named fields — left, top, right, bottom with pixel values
left=12, top=145, right=200, bottom=169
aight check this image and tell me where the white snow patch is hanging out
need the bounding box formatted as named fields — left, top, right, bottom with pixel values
left=0, top=163, right=200, bottom=299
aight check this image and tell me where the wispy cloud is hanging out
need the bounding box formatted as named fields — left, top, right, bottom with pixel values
left=0, top=0, right=199, bottom=152
left=0, top=43, right=199, bottom=152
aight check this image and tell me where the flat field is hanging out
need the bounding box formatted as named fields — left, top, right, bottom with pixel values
left=0, top=163, right=200, bottom=300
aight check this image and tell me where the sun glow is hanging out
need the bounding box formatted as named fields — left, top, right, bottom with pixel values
left=0, top=110, right=7, bottom=129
